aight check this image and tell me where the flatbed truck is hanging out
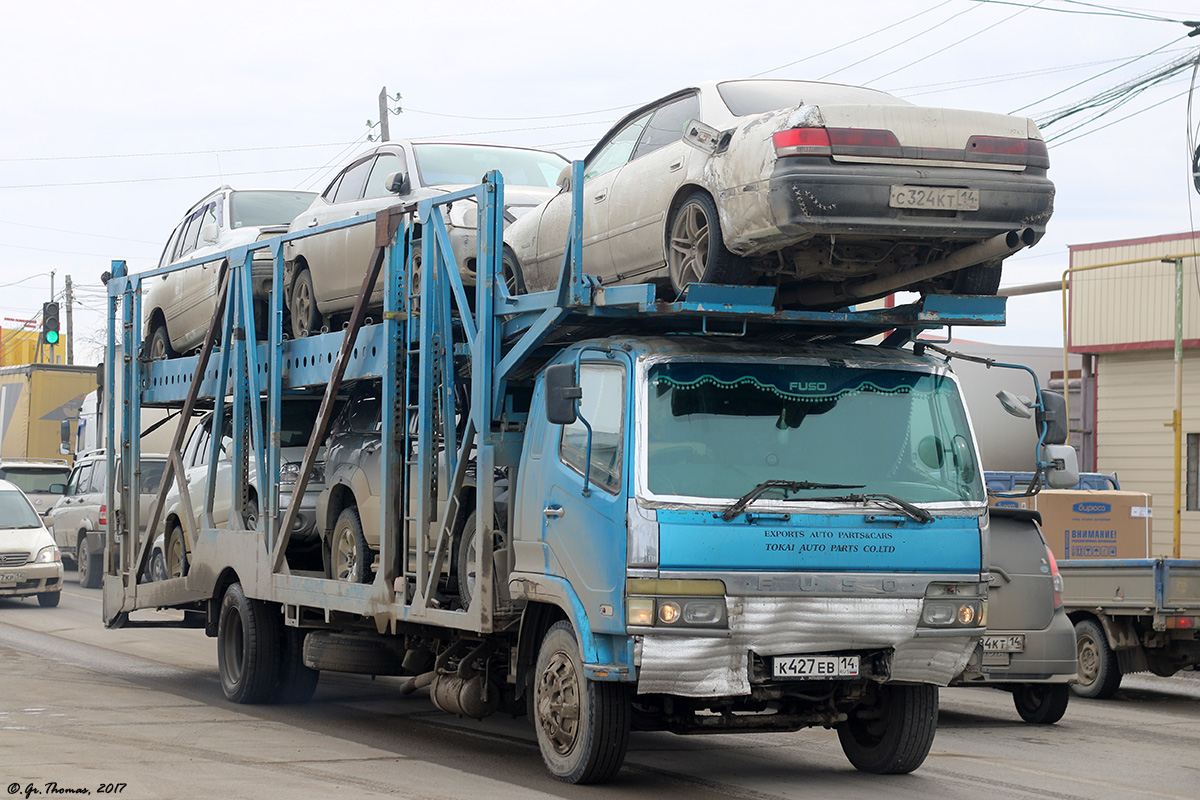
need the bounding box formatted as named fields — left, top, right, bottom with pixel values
left=101, top=166, right=1070, bottom=783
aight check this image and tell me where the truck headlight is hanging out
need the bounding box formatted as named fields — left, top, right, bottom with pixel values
left=626, top=579, right=728, bottom=629
left=920, top=582, right=986, bottom=628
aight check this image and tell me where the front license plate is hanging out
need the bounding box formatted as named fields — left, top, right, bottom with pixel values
left=773, top=655, right=860, bottom=679
left=889, top=185, right=980, bottom=211
left=982, top=634, right=1025, bottom=653
left=0, top=572, right=24, bottom=583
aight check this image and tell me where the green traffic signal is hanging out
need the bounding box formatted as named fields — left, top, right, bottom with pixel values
left=45, top=330, right=60, bottom=345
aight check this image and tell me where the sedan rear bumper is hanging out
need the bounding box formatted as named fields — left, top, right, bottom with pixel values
left=753, top=160, right=1054, bottom=250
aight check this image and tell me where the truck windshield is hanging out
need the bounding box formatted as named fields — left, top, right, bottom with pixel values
left=645, top=361, right=983, bottom=504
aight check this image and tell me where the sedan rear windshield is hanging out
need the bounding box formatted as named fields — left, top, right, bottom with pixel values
left=717, top=80, right=910, bottom=117
left=0, top=467, right=70, bottom=493
left=0, top=491, right=42, bottom=528
left=230, top=191, right=318, bottom=229
left=412, top=144, right=567, bottom=189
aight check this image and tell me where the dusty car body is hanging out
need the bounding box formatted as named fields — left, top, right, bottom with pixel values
left=504, top=79, right=1054, bottom=305
left=145, top=186, right=317, bottom=358
left=282, top=140, right=568, bottom=339
left=156, top=399, right=327, bottom=578
left=48, top=450, right=167, bottom=588
left=951, top=507, right=1076, bottom=723
left=0, top=479, right=63, bottom=607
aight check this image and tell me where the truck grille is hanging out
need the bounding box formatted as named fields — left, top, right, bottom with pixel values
left=0, top=552, right=30, bottom=567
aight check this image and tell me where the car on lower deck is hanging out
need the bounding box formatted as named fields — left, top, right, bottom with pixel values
left=504, top=79, right=1053, bottom=305
left=283, top=140, right=567, bottom=340
left=154, top=398, right=329, bottom=579
left=0, top=479, right=63, bottom=607
left=950, top=506, right=1077, bottom=723
left=144, top=186, right=318, bottom=358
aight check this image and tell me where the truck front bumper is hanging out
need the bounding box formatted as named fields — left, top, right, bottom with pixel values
left=634, top=595, right=978, bottom=697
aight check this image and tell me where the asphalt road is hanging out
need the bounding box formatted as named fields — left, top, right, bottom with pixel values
left=2, top=569, right=1199, bottom=800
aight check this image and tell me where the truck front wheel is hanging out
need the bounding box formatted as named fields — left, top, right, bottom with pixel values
left=837, top=683, right=937, bottom=774
left=217, top=582, right=282, bottom=704
left=1073, top=618, right=1122, bottom=698
left=533, top=621, right=630, bottom=784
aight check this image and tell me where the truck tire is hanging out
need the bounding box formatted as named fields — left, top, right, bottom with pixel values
left=148, top=320, right=177, bottom=360
left=38, top=591, right=61, bottom=608
left=77, top=536, right=102, bottom=589
left=666, top=191, right=751, bottom=297
left=1073, top=618, right=1122, bottom=699
left=273, top=627, right=319, bottom=704
left=217, top=582, right=282, bottom=704
left=301, top=632, right=405, bottom=675
left=1012, top=683, right=1069, bottom=724
left=533, top=621, right=630, bottom=784
left=837, top=683, right=937, bottom=774
left=329, top=507, right=371, bottom=583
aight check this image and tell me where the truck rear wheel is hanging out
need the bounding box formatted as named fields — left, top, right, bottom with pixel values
left=1012, top=683, right=1069, bottom=724
left=77, top=536, right=102, bottom=589
left=217, top=582, right=282, bottom=704
left=1073, top=618, right=1122, bottom=699
left=837, top=683, right=937, bottom=774
left=534, top=621, right=630, bottom=784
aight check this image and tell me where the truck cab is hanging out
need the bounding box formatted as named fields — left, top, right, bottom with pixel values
left=512, top=337, right=989, bottom=771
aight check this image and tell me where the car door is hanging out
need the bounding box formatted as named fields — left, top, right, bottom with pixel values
left=51, top=463, right=88, bottom=551
left=334, top=150, right=408, bottom=305
left=529, top=112, right=653, bottom=289
left=606, top=93, right=701, bottom=275
left=174, top=200, right=223, bottom=343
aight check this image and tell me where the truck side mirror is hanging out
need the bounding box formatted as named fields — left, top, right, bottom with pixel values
left=544, top=363, right=581, bottom=425
left=1037, top=390, right=1069, bottom=445
left=1040, top=443, right=1079, bottom=489
left=60, top=420, right=71, bottom=456
left=386, top=171, right=410, bottom=195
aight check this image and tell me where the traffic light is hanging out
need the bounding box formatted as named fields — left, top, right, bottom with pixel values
left=42, top=301, right=60, bottom=345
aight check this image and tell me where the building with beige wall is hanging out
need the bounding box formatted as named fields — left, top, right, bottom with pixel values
left=1068, top=230, right=1200, bottom=558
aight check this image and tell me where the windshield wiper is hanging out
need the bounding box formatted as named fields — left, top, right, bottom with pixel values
left=803, top=493, right=935, bottom=525
left=721, top=480, right=865, bottom=521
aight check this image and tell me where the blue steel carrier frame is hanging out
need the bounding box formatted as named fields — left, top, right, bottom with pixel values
left=101, top=163, right=1006, bottom=633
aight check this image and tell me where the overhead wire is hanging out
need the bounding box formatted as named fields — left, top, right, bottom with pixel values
left=968, top=0, right=1191, bottom=24
left=819, top=3, right=985, bottom=80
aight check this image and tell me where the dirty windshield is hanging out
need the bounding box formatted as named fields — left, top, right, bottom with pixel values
left=645, top=361, right=983, bottom=504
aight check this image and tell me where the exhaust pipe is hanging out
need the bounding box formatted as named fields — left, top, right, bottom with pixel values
left=788, top=228, right=1036, bottom=308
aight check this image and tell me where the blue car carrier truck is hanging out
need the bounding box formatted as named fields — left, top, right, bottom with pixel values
left=100, top=166, right=1073, bottom=783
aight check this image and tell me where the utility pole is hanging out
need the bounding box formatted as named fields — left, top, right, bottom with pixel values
left=378, top=87, right=390, bottom=143
left=64, top=275, right=74, bottom=365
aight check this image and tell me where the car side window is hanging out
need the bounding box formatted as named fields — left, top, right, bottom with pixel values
left=75, top=463, right=95, bottom=495
left=584, top=112, right=652, bottom=181
left=559, top=363, right=626, bottom=494
left=158, top=221, right=185, bottom=268
left=364, top=153, right=404, bottom=199
left=632, top=94, right=701, bottom=161
left=65, top=466, right=83, bottom=497
left=90, top=460, right=108, bottom=495
left=177, top=202, right=217, bottom=259
left=332, top=158, right=374, bottom=204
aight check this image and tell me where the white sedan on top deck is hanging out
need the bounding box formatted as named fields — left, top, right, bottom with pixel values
left=503, top=79, right=1054, bottom=306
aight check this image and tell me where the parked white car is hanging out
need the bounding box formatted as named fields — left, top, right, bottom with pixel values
left=504, top=79, right=1054, bottom=304
left=283, top=140, right=568, bottom=339
left=0, top=479, right=63, bottom=607
left=145, top=186, right=317, bottom=358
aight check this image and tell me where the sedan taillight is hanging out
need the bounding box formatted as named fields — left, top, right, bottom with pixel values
left=966, top=136, right=1050, bottom=169
left=1046, top=545, right=1063, bottom=608
left=774, top=127, right=902, bottom=158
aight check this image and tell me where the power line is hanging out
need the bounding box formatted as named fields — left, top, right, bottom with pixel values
left=0, top=141, right=354, bottom=164
left=0, top=219, right=160, bottom=246
left=819, top=3, right=984, bottom=80
left=969, top=0, right=1191, bottom=24
left=0, top=166, right=322, bottom=190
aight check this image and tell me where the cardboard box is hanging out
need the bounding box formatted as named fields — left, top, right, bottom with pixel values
left=989, top=490, right=1153, bottom=561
